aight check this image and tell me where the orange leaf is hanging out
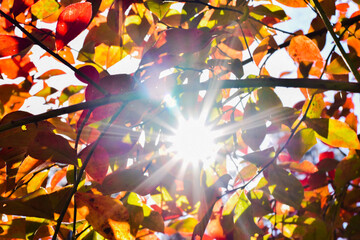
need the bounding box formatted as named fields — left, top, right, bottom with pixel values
left=274, top=0, right=307, bottom=7
left=0, top=35, right=32, bottom=57
left=0, top=55, right=36, bottom=79
left=75, top=192, right=134, bottom=240
left=288, top=35, right=323, bottom=62
left=37, top=69, right=66, bottom=80
left=253, top=36, right=277, bottom=66
left=55, top=2, right=92, bottom=50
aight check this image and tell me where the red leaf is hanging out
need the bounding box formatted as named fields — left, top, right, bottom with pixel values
left=319, top=151, right=335, bottom=161
left=0, top=35, right=32, bottom=57
left=79, top=144, right=109, bottom=183
left=12, top=0, right=36, bottom=17
left=74, top=65, right=100, bottom=84
left=55, top=2, right=92, bottom=50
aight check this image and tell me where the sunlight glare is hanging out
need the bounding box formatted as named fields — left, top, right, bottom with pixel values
left=170, top=119, right=217, bottom=163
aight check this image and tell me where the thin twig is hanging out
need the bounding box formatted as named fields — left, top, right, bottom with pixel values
left=224, top=93, right=317, bottom=195
left=52, top=103, right=128, bottom=239
left=0, top=9, right=108, bottom=95
left=312, top=0, right=360, bottom=82
left=176, top=0, right=296, bottom=35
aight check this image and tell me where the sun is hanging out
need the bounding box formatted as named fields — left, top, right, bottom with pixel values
left=169, top=118, right=218, bottom=164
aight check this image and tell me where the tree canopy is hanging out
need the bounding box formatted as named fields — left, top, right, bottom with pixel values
left=0, top=0, right=360, bottom=239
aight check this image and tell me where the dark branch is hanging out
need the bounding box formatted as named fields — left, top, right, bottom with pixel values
left=0, top=78, right=359, bottom=133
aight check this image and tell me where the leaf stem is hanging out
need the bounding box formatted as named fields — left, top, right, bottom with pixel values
left=0, top=10, right=108, bottom=95
left=312, top=0, right=360, bottom=83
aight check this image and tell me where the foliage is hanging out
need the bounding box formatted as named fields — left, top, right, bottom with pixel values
left=0, top=0, right=360, bottom=239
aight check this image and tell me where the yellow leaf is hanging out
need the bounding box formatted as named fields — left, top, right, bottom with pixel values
left=76, top=192, right=134, bottom=240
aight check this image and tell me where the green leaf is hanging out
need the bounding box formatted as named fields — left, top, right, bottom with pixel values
left=314, top=119, right=360, bottom=149
left=234, top=190, right=251, bottom=223
left=303, top=94, right=325, bottom=119
left=247, top=190, right=272, bottom=217
left=325, top=53, right=350, bottom=74
left=257, top=87, right=283, bottom=114
left=265, top=165, right=304, bottom=209
left=334, top=150, right=360, bottom=191
left=31, top=0, right=60, bottom=19
left=125, top=15, right=151, bottom=46
left=286, top=128, right=317, bottom=161
left=58, top=85, right=84, bottom=105
left=145, top=0, right=172, bottom=20
left=233, top=191, right=262, bottom=239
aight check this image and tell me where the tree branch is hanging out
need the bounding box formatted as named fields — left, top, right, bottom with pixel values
left=0, top=78, right=359, bottom=133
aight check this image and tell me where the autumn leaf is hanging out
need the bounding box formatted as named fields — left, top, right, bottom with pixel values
left=264, top=165, right=304, bottom=209
left=30, top=0, right=60, bottom=19
left=310, top=118, right=360, bottom=149
left=286, top=128, right=317, bottom=161
left=76, top=192, right=134, bottom=240
left=37, top=69, right=66, bottom=80
left=288, top=35, right=323, bottom=63
left=274, top=0, right=307, bottom=7
left=100, top=169, right=158, bottom=196
left=55, top=2, right=92, bottom=50
left=0, top=35, right=33, bottom=57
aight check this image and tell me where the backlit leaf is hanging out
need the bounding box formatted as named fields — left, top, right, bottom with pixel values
left=274, top=0, right=307, bottom=7
left=0, top=188, right=54, bottom=219
left=264, top=164, right=304, bottom=209
left=312, top=119, right=360, bottom=149
left=243, top=147, right=275, bottom=167
left=37, top=69, right=66, bottom=80
left=303, top=94, right=325, bottom=119
left=126, top=15, right=151, bottom=46
left=247, top=190, right=272, bottom=217
left=79, top=144, right=109, bottom=183
left=30, top=0, right=60, bottom=19
left=288, top=35, right=323, bottom=63
left=281, top=160, right=318, bottom=174
left=145, top=0, right=172, bottom=20
left=55, top=2, right=92, bottom=50
left=334, top=150, right=360, bottom=190
left=253, top=36, right=276, bottom=66
left=286, top=128, right=317, bottom=161
left=325, top=53, right=350, bottom=75
left=76, top=192, right=134, bottom=240
left=242, top=101, right=267, bottom=150
left=100, top=169, right=158, bottom=195
left=28, top=131, right=77, bottom=165
left=0, top=35, right=32, bottom=57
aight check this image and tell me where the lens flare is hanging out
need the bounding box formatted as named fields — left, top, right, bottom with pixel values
left=169, top=119, right=217, bottom=163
